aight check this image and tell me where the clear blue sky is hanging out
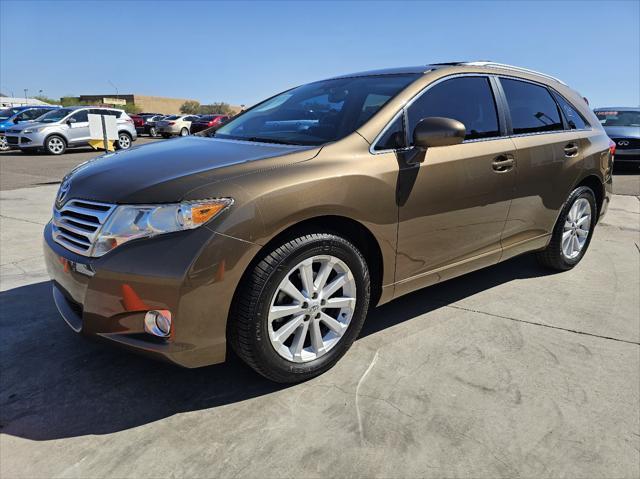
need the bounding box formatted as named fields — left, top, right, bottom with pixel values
left=1, top=0, right=638, bottom=108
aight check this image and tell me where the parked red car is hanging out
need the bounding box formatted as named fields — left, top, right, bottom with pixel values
left=130, top=114, right=145, bottom=133
left=190, top=114, right=229, bottom=134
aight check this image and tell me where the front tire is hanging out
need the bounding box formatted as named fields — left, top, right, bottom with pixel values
left=45, top=135, right=66, bottom=155
left=149, top=126, right=157, bottom=137
left=0, top=136, right=9, bottom=151
left=536, top=186, right=597, bottom=271
left=229, top=233, right=371, bottom=383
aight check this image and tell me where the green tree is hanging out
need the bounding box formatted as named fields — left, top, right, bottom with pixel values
left=199, top=102, right=234, bottom=115
left=180, top=100, right=201, bottom=114
left=33, top=95, right=58, bottom=105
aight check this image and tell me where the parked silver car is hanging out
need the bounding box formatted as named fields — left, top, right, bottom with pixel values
left=156, top=115, right=198, bottom=138
left=4, top=106, right=137, bottom=155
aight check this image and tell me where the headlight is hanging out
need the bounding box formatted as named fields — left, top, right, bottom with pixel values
left=22, top=127, right=43, bottom=134
left=92, top=198, right=233, bottom=257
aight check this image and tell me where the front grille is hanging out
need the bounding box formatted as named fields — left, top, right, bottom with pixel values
left=6, top=136, right=18, bottom=145
left=52, top=199, right=116, bottom=256
left=613, top=138, right=640, bottom=150
left=7, top=129, right=21, bottom=133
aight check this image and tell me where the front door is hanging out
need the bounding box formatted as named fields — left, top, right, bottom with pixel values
left=394, top=75, right=516, bottom=296
left=65, top=109, right=90, bottom=144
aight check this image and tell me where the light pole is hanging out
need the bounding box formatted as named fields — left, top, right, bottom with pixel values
left=108, top=80, right=119, bottom=100
left=24, top=88, right=28, bottom=104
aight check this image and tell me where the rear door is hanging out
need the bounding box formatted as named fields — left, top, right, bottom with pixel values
left=394, top=75, right=517, bottom=294
left=497, top=77, right=585, bottom=255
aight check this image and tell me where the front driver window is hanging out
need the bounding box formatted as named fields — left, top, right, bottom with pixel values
left=407, top=76, right=500, bottom=142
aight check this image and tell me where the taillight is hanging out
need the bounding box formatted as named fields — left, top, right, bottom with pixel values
left=168, top=121, right=175, bottom=125
left=609, top=139, right=616, bottom=157
left=208, top=120, right=215, bottom=126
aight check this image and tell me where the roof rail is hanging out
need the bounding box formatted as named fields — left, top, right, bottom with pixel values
left=462, top=61, right=567, bottom=85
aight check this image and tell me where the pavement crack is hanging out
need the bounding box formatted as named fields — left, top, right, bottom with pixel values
left=441, top=303, right=639, bottom=346
left=0, top=214, right=47, bottom=226
left=355, top=349, right=379, bottom=445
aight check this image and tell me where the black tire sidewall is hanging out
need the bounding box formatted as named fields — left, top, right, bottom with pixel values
left=247, top=236, right=370, bottom=381
left=555, top=187, right=597, bottom=267
left=180, top=128, right=189, bottom=136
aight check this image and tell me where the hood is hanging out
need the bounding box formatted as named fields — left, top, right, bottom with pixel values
left=0, top=120, right=14, bottom=131
left=63, top=136, right=319, bottom=204
left=602, top=125, right=640, bottom=139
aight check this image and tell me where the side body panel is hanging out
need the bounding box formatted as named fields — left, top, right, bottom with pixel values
left=393, top=138, right=516, bottom=297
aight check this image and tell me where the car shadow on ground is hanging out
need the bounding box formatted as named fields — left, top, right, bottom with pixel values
left=0, top=254, right=551, bottom=441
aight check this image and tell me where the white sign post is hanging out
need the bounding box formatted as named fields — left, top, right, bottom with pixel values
left=88, top=114, right=118, bottom=151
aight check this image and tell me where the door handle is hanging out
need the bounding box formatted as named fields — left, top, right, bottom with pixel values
left=492, top=155, right=515, bottom=173
left=564, top=143, right=579, bottom=157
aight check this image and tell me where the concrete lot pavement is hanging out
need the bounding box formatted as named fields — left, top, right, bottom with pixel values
left=0, top=137, right=163, bottom=191
left=0, top=181, right=638, bottom=478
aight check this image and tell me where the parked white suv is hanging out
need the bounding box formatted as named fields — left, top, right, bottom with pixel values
left=156, top=115, right=198, bottom=138
left=4, top=106, right=137, bottom=155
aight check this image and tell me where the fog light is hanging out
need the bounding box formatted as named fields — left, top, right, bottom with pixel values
left=144, top=310, right=172, bottom=338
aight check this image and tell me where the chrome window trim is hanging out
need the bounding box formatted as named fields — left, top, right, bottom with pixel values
left=370, top=73, right=502, bottom=154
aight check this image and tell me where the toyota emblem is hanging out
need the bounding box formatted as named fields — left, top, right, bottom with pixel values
left=618, top=140, right=629, bottom=147
left=57, top=177, right=72, bottom=205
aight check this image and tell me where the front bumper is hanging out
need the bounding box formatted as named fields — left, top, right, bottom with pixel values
left=614, top=149, right=640, bottom=163
left=44, top=221, right=260, bottom=367
left=5, top=130, right=45, bottom=148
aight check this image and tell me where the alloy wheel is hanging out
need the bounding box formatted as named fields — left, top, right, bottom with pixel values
left=48, top=137, right=64, bottom=154
left=268, top=255, right=356, bottom=363
left=118, top=134, right=131, bottom=149
left=0, top=136, right=8, bottom=151
left=562, top=197, right=591, bottom=259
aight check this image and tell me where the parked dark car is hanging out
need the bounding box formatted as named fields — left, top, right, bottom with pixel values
left=594, top=108, right=640, bottom=167
left=190, top=114, right=230, bottom=134
left=141, top=114, right=166, bottom=137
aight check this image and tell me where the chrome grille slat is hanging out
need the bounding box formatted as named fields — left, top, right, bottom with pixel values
left=52, top=199, right=116, bottom=256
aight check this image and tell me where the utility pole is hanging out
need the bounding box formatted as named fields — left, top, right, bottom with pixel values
left=24, top=88, right=28, bottom=104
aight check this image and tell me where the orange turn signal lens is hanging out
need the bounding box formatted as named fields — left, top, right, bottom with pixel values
left=192, top=203, right=227, bottom=224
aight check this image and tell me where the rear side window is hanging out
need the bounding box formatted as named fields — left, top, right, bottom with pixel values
left=501, top=78, right=563, bottom=134
left=407, top=77, right=500, bottom=141
left=552, top=92, right=588, bottom=130
left=374, top=114, right=406, bottom=151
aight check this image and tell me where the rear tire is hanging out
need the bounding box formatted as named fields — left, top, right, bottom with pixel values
left=229, top=233, right=371, bottom=383
left=536, top=186, right=597, bottom=271
left=45, top=135, right=66, bottom=155
left=180, top=127, right=189, bottom=136
left=116, top=132, right=132, bottom=150
left=149, top=126, right=157, bottom=137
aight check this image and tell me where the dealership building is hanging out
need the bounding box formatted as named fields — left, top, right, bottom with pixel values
left=74, top=94, right=198, bottom=114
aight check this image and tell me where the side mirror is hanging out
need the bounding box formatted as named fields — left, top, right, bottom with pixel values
left=413, top=117, right=466, bottom=148
left=13, top=118, right=21, bottom=123
left=67, top=117, right=77, bottom=125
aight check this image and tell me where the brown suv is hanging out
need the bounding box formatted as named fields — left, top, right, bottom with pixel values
left=44, top=62, right=613, bottom=382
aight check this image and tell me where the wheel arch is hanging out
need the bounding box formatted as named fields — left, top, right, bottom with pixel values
left=235, top=214, right=385, bottom=309
left=44, top=132, right=67, bottom=147
left=573, top=174, right=604, bottom=218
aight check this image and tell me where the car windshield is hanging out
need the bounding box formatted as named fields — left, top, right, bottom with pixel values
left=0, top=108, right=22, bottom=120
left=213, top=74, right=420, bottom=146
left=38, top=108, right=73, bottom=123
left=595, top=110, right=640, bottom=127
